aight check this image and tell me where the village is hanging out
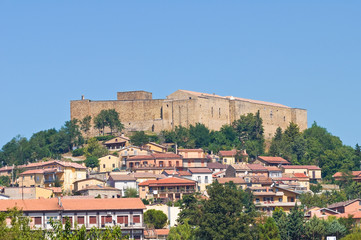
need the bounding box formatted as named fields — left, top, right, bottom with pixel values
left=0, top=134, right=357, bottom=240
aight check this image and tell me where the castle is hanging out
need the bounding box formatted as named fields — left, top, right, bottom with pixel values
left=70, top=90, right=307, bottom=139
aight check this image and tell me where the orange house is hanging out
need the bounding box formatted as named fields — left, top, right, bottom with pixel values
left=126, top=153, right=182, bottom=170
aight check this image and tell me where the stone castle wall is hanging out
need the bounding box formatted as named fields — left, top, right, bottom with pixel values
left=70, top=90, right=307, bottom=139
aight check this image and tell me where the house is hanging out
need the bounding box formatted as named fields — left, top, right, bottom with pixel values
left=103, top=136, right=130, bottom=151
left=0, top=198, right=145, bottom=239
left=73, top=178, right=105, bottom=192
left=254, top=156, right=290, bottom=166
left=17, top=160, right=87, bottom=192
left=177, top=171, right=192, bottom=180
left=4, top=187, right=54, bottom=199
left=327, top=199, right=361, bottom=214
left=265, top=166, right=282, bottom=179
left=333, top=171, right=361, bottom=182
left=305, top=207, right=340, bottom=219
left=293, top=173, right=310, bottom=190
left=107, top=174, right=137, bottom=197
left=207, top=162, right=227, bottom=173
left=75, top=185, right=121, bottom=198
left=247, top=164, right=268, bottom=177
left=216, top=177, right=246, bottom=189
left=118, top=146, right=150, bottom=170
left=225, top=163, right=251, bottom=178
left=188, top=168, right=213, bottom=192
left=127, top=153, right=183, bottom=170
left=138, top=177, right=196, bottom=201
left=218, top=150, right=248, bottom=165
left=177, top=149, right=208, bottom=168
left=145, top=229, right=170, bottom=240
left=250, top=186, right=301, bottom=214
left=133, top=166, right=174, bottom=175
left=133, top=173, right=166, bottom=186
left=98, top=155, right=120, bottom=172
left=281, top=165, right=322, bottom=183
left=144, top=142, right=167, bottom=153
left=161, top=170, right=179, bottom=177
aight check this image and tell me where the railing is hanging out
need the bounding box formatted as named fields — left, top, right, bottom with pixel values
left=149, top=189, right=195, bottom=194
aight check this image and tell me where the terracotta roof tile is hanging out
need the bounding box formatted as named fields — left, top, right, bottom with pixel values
left=217, top=177, right=246, bottom=184
left=108, top=174, right=136, bottom=181
left=328, top=199, right=361, bottom=209
left=188, top=168, right=212, bottom=174
left=247, top=164, right=268, bottom=171
left=178, top=171, right=192, bottom=176
left=265, top=166, right=282, bottom=172
left=178, top=149, right=203, bottom=152
left=258, top=156, right=290, bottom=164
left=293, top=173, right=309, bottom=178
left=138, top=177, right=196, bottom=186
left=151, top=153, right=182, bottom=159
left=207, top=162, right=226, bottom=169
left=229, top=163, right=251, bottom=171
left=282, top=165, right=321, bottom=170
left=333, top=171, right=361, bottom=178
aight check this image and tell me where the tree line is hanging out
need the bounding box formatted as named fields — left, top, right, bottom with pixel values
left=168, top=181, right=356, bottom=240
left=1, top=109, right=360, bottom=180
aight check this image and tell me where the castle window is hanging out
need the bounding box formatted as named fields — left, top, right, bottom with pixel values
left=160, top=107, right=163, bottom=119
left=284, top=116, right=286, bottom=121
left=270, top=111, right=273, bottom=119
left=219, top=108, right=221, bottom=118
left=189, top=97, right=192, bottom=99
left=211, top=107, right=213, bottom=117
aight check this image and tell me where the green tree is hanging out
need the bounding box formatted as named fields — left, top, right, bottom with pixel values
left=130, top=131, right=149, bottom=146
left=80, top=115, right=92, bottom=137
left=124, top=187, right=138, bottom=198
left=189, top=123, right=211, bottom=149
left=304, top=216, right=326, bottom=240
left=85, top=156, right=99, bottom=170
left=84, top=138, right=108, bottom=158
left=105, top=109, right=124, bottom=134
left=257, top=217, right=280, bottom=240
left=168, top=219, right=197, bottom=240
left=286, top=204, right=304, bottom=240
left=0, top=176, right=11, bottom=187
left=177, top=194, right=203, bottom=227
left=0, top=207, right=44, bottom=239
left=94, top=110, right=108, bottom=135
left=195, top=181, right=257, bottom=240
left=144, top=209, right=168, bottom=229
left=272, top=207, right=288, bottom=240
left=325, top=219, right=347, bottom=239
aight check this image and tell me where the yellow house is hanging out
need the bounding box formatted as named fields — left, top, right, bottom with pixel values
left=281, top=165, right=322, bottom=183
left=17, top=160, right=87, bottom=193
left=35, top=187, right=54, bottom=199
left=218, top=150, right=248, bottom=165
left=73, top=178, right=105, bottom=192
left=144, top=142, right=167, bottom=153
left=98, top=155, right=120, bottom=172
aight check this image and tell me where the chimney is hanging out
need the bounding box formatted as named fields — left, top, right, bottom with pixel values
left=81, top=95, right=84, bottom=100
left=58, top=197, right=62, bottom=207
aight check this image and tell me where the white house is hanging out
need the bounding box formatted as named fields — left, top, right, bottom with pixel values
left=107, top=174, right=137, bottom=197
left=188, top=168, right=213, bottom=192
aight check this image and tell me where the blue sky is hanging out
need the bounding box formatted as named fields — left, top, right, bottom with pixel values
left=1, top=1, right=360, bottom=148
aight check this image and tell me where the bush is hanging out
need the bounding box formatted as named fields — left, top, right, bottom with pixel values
left=166, top=201, right=173, bottom=207
left=142, top=199, right=150, bottom=205
left=144, top=209, right=168, bottom=229
left=72, top=148, right=84, bottom=157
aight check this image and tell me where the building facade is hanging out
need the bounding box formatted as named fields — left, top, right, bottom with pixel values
left=71, top=90, right=307, bottom=140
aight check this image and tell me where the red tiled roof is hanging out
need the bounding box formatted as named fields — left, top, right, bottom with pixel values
left=178, top=149, right=203, bottom=152
left=62, top=198, right=145, bottom=211
left=104, top=136, right=129, bottom=144
left=76, top=185, right=120, bottom=192
left=0, top=198, right=61, bottom=211
left=188, top=168, right=212, bottom=174
left=258, top=156, right=290, bottom=164
left=333, top=171, right=361, bottom=178
left=328, top=199, right=361, bottom=209
left=265, top=166, right=282, bottom=172
left=219, top=150, right=237, bottom=157
left=138, top=177, right=196, bottom=187
left=282, top=165, right=321, bottom=170
left=207, top=162, right=226, bottom=169
left=293, top=173, right=309, bottom=178
left=178, top=171, right=192, bottom=176
left=247, top=164, right=267, bottom=171
left=217, top=177, right=245, bottom=184
left=108, top=174, right=136, bottom=181
left=230, top=164, right=251, bottom=171
left=127, top=155, right=155, bottom=161
left=162, top=170, right=179, bottom=175
left=73, top=178, right=106, bottom=184
left=152, top=153, right=182, bottom=159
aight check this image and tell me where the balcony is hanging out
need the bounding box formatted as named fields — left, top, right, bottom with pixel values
left=150, top=189, right=195, bottom=194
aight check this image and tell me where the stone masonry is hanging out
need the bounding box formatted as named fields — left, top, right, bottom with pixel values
left=70, top=90, right=307, bottom=140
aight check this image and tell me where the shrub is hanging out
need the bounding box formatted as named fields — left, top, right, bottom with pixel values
left=72, top=148, right=84, bottom=157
